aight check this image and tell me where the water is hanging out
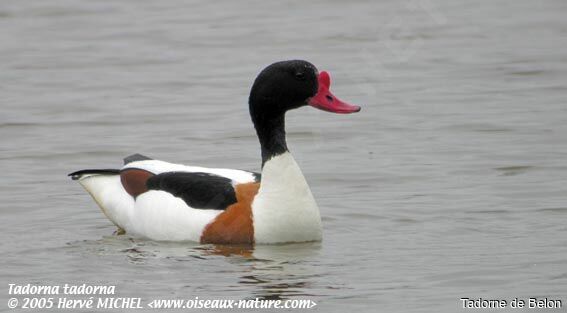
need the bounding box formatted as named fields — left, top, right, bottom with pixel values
left=1, top=0, right=566, bottom=312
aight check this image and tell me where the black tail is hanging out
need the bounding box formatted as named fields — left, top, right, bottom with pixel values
left=69, top=153, right=151, bottom=180
left=68, top=169, right=120, bottom=180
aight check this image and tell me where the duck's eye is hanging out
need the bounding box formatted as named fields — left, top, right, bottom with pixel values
left=295, top=72, right=306, bottom=80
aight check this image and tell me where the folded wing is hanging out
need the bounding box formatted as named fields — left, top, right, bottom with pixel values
left=120, top=154, right=260, bottom=211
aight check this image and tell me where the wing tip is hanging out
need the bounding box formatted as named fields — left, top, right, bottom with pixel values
left=68, top=169, right=120, bottom=180
left=123, top=153, right=153, bottom=165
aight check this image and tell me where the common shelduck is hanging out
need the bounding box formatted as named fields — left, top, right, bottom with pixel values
left=69, top=60, right=361, bottom=244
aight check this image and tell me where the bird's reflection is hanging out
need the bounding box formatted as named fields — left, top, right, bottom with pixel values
left=195, top=242, right=323, bottom=300
left=66, top=235, right=326, bottom=300
left=195, top=244, right=255, bottom=258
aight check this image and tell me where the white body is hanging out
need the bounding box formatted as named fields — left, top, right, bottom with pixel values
left=76, top=154, right=322, bottom=243
left=252, top=152, right=322, bottom=243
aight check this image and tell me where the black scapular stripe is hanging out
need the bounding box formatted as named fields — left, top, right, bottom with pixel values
left=146, top=172, right=237, bottom=211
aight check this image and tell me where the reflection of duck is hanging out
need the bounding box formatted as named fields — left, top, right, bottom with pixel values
left=200, top=242, right=323, bottom=300
left=197, top=244, right=254, bottom=258
left=69, top=60, right=361, bottom=244
left=66, top=236, right=325, bottom=300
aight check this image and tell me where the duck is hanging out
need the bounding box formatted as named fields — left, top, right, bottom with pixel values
left=69, top=60, right=361, bottom=244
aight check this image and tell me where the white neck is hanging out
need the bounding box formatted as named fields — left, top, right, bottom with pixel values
left=252, top=152, right=322, bottom=244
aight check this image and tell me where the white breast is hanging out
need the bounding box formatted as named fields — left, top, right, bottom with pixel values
left=252, top=152, right=322, bottom=244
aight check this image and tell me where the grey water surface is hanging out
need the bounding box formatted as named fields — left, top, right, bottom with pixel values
left=1, top=0, right=567, bottom=312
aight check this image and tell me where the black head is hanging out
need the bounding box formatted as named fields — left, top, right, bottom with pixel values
left=249, top=60, right=319, bottom=121
left=248, top=60, right=361, bottom=166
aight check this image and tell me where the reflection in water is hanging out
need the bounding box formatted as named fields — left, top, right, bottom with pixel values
left=195, top=244, right=255, bottom=258
left=197, top=242, right=324, bottom=300
left=122, top=247, right=155, bottom=264
left=65, top=235, right=327, bottom=300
